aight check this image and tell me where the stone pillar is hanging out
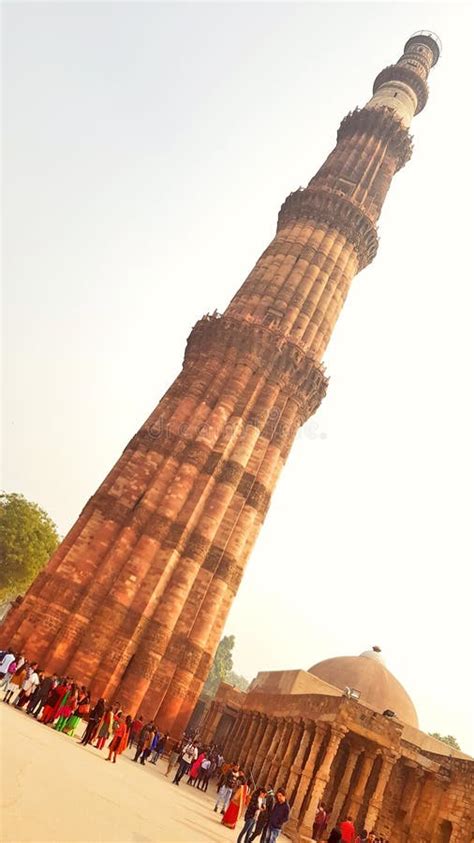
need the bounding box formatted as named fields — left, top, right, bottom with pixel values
left=300, top=725, right=348, bottom=835
left=240, top=712, right=261, bottom=769
left=344, top=747, right=378, bottom=819
left=278, top=719, right=300, bottom=788
left=362, top=751, right=398, bottom=833
left=267, top=718, right=293, bottom=786
left=228, top=713, right=249, bottom=761
left=221, top=713, right=241, bottom=756
left=290, top=723, right=327, bottom=823
left=261, top=717, right=287, bottom=784
left=253, top=717, right=278, bottom=781
left=200, top=700, right=221, bottom=742
left=286, top=720, right=312, bottom=801
left=244, top=714, right=267, bottom=776
left=329, top=744, right=363, bottom=825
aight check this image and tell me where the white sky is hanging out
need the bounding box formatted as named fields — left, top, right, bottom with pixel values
left=2, top=2, right=473, bottom=754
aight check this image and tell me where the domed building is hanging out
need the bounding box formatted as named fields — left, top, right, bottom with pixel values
left=199, top=646, right=473, bottom=843
left=308, top=647, right=419, bottom=728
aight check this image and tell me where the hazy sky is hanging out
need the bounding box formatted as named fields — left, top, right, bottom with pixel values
left=2, top=2, right=473, bottom=753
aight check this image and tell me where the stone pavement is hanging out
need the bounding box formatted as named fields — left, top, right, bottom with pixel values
left=0, top=703, right=290, bottom=843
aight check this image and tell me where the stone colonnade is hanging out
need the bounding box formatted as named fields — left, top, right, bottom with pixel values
left=200, top=704, right=400, bottom=837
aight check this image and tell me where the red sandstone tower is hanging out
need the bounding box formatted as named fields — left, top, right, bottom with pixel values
left=1, top=32, right=440, bottom=735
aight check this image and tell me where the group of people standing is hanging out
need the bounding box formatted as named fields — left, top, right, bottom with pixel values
left=313, top=805, right=390, bottom=843
left=0, top=648, right=133, bottom=762
left=1, top=648, right=389, bottom=843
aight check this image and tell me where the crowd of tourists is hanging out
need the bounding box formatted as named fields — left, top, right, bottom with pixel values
left=0, top=648, right=388, bottom=842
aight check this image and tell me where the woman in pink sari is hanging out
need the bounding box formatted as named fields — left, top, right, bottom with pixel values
left=187, top=751, right=206, bottom=786
left=222, top=778, right=249, bottom=830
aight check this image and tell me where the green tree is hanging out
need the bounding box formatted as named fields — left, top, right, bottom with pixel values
left=203, top=635, right=249, bottom=697
left=0, top=492, right=60, bottom=600
left=428, top=732, right=461, bottom=750
left=227, top=670, right=250, bottom=692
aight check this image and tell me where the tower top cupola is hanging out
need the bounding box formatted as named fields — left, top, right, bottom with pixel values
left=367, top=29, right=441, bottom=127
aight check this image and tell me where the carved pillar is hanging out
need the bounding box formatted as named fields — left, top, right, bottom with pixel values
left=285, top=720, right=312, bottom=801
left=207, top=701, right=226, bottom=742
left=221, top=712, right=241, bottom=756
left=245, top=714, right=269, bottom=776
left=290, top=723, right=327, bottom=822
left=330, top=744, right=364, bottom=825
left=278, top=719, right=300, bottom=787
left=254, top=717, right=278, bottom=781
left=261, top=717, right=286, bottom=784
left=240, top=712, right=261, bottom=769
left=300, top=726, right=348, bottom=834
left=238, top=711, right=258, bottom=767
left=229, top=712, right=249, bottom=761
left=345, top=747, right=378, bottom=818
left=363, top=751, right=398, bottom=833
left=268, top=718, right=293, bottom=786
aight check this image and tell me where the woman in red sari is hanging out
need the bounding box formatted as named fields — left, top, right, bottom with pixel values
left=222, top=777, right=249, bottom=830
left=106, top=712, right=129, bottom=763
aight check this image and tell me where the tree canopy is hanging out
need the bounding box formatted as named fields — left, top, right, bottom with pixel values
left=428, top=732, right=461, bottom=750
left=203, top=635, right=250, bottom=697
left=0, top=492, right=60, bottom=600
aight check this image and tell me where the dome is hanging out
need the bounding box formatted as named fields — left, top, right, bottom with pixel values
left=308, top=646, right=418, bottom=727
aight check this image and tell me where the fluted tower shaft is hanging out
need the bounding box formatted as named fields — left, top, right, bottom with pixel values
left=1, top=33, right=440, bottom=735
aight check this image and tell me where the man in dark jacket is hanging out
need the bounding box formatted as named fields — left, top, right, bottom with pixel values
left=237, top=786, right=266, bottom=843
left=266, top=788, right=290, bottom=842
left=27, top=672, right=57, bottom=717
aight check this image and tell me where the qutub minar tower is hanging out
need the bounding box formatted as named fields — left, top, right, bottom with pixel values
left=2, top=33, right=440, bottom=736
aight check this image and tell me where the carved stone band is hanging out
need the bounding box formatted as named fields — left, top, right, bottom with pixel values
left=277, top=186, right=378, bottom=269
left=373, top=64, right=429, bottom=114
left=337, top=106, right=413, bottom=172
left=184, top=314, right=329, bottom=422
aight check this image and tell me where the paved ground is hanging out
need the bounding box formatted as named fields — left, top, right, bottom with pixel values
left=1, top=703, right=284, bottom=843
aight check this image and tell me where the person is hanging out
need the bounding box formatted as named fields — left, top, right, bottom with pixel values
left=214, top=766, right=238, bottom=813
left=197, top=756, right=213, bottom=791
left=0, top=648, right=16, bottom=679
left=3, top=661, right=28, bottom=704
left=64, top=688, right=90, bottom=736
left=106, top=711, right=129, bottom=763
left=249, top=787, right=274, bottom=843
left=328, top=830, right=342, bottom=843
left=0, top=653, right=17, bottom=694
left=27, top=672, right=57, bottom=718
left=339, top=816, right=356, bottom=843
left=139, top=725, right=155, bottom=764
left=222, top=775, right=249, bottom=829
left=95, top=705, right=115, bottom=750
left=128, top=715, right=143, bottom=748
left=149, top=728, right=162, bottom=764
left=172, top=741, right=198, bottom=785
left=312, top=803, right=329, bottom=841
left=79, top=697, right=105, bottom=745
left=40, top=679, right=68, bottom=724
left=14, top=664, right=40, bottom=708
left=165, top=739, right=182, bottom=777
left=355, top=832, right=368, bottom=842
left=265, top=788, right=290, bottom=843
left=54, top=683, right=78, bottom=732
left=187, top=749, right=205, bottom=785
left=133, top=721, right=154, bottom=763
left=367, top=834, right=376, bottom=842
left=153, top=732, right=168, bottom=763
left=237, top=785, right=266, bottom=843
